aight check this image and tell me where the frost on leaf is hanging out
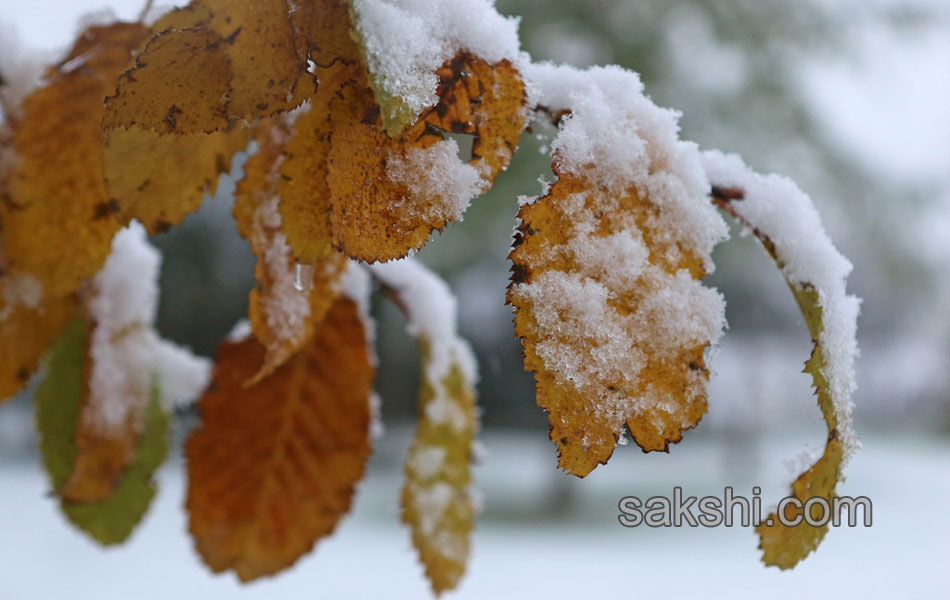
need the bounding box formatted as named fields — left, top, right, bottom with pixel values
left=371, top=259, right=479, bottom=594
left=102, top=0, right=315, bottom=135
left=186, top=296, right=375, bottom=582
left=234, top=117, right=347, bottom=383
left=279, top=55, right=524, bottom=263
left=509, top=65, right=728, bottom=477
left=2, top=22, right=149, bottom=298
left=34, top=316, right=171, bottom=546
left=60, top=224, right=210, bottom=505
left=703, top=150, right=860, bottom=569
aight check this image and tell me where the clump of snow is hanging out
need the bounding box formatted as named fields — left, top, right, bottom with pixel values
left=348, top=0, right=524, bottom=122
left=524, top=62, right=728, bottom=268
left=386, top=139, right=488, bottom=222
left=701, top=149, right=861, bottom=463
left=227, top=319, right=252, bottom=342
left=251, top=194, right=313, bottom=358
left=369, top=257, right=478, bottom=415
left=85, top=223, right=210, bottom=433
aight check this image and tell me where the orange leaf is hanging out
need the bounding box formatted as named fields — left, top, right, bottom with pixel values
left=186, top=296, right=375, bottom=581
left=508, top=170, right=723, bottom=477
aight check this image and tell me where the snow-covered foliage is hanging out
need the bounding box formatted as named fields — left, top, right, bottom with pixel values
left=86, top=223, right=210, bottom=432
left=702, top=150, right=861, bottom=462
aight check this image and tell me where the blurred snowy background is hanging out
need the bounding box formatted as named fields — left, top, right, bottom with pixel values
left=1, top=0, right=948, bottom=597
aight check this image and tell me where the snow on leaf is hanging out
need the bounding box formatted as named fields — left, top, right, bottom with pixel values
left=34, top=315, right=171, bottom=546
left=316, top=58, right=522, bottom=263
left=346, top=0, right=523, bottom=136
left=509, top=65, right=728, bottom=477
left=370, top=258, right=479, bottom=594
left=234, top=117, right=347, bottom=383
left=102, top=0, right=315, bottom=135
left=2, top=22, right=150, bottom=298
left=703, top=149, right=860, bottom=569
left=186, top=296, right=375, bottom=582
left=61, top=223, right=209, bottom=503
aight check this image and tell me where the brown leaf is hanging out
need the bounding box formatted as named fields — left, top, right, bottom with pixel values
left=508, top=171, right=721, bottom=477
left=234, top=118, right=347, bottom=382
left=186, top=296, right=375, bottom=581
left=103, top=0, right=315, bottom=135
left=2, top=23, right=150, bottom=297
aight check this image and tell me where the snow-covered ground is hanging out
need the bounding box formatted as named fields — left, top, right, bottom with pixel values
left=1, top=429, right=947, bottom=598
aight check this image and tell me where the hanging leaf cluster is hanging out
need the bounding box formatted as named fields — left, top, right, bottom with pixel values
left=0, top=0, right=861, bottom=593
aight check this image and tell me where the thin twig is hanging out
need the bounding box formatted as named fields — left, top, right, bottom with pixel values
left=137, top=0, right=155, bottom=24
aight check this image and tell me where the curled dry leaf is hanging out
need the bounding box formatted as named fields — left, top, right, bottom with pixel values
left=2, top=22, right=149, bottom=297
left=186, top=297, right=375, bottom=581
left=280, top=55, right=526, bottom=263
left=702, top=149, right=859, bottom=569
left=755, top=284, right=845, bottom=568
left=102, top=0, right=316, bottom=135
left=234, top=118, right=347, bottom=383
left=508, top=169, right=724, bottom=477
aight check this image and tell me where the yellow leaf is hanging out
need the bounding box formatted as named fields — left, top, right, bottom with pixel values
left=103, top=0, right=315, bottom=135
left=102, top=123, right=249, bottom=234
left=2, top=23, right=150, bottom=297
left=234, top=117, right=347, bottom=382
left=186, top=296, right=375, bottom=581
left=402, top=353, right=477, bottom=595
left=508, top=170, right=721, bottom=477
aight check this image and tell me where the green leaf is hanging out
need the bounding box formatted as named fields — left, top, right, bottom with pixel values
left=34, top=314, right=170, bottom=545
left=343, top=0, right=418, bottom=136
